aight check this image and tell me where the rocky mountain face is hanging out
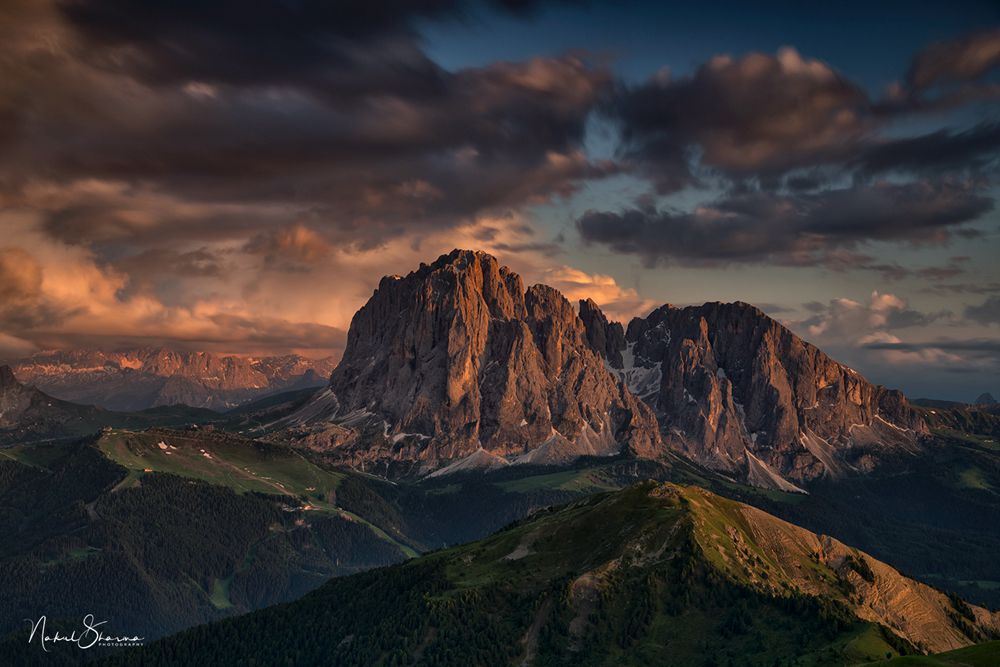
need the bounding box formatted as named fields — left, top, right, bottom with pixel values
left=7, top=349, right=335, bottom=411
left=582, top=300, right=927, bottom=487
left=277, top=250, right=926, bottom=485
left=277, top=250, right=660, bottom=475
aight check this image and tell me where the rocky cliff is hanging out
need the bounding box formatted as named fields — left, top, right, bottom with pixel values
left=277, top=250, right=661, bottom=475
left=582, top=300, right=927, bottom=486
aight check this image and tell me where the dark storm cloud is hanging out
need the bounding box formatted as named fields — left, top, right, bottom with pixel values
left=59, top=0, right=444, bottom=101
left=965, top=296, right=1000, bottom=325
left=12, top=52, right=611, bottom=246
left=2, top=0, right=610, bottom=251
left=26, top=54, right=606, bottom=186
left=582, top=32, right=1000, bottom=271
left=576, top=181, right=992, bottom=266
left=600, top=29, right=1000, bottom=196
left=57, top=0, right=574, bottom=99
left=606, top=48, right=871, bottom=189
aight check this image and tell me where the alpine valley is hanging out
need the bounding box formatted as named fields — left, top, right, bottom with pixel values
left=2, top=250, right=999, bottom=666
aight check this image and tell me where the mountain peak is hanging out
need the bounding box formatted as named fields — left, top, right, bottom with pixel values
left=438, top=247, right=496, bottom=264
left=583, top=298, right=927, bottom=487
left=417, top=248, right=504, bottom=276
left=288, top=252, right=661, bottom=475
left=975, top=392, right=997, bottom=405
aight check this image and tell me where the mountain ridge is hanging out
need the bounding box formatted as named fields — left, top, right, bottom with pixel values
left=92, top=481, right=1000, bottom=666
left=0, top=365, right=221, bottom=443
left=1, top=363, right=110, bottom=439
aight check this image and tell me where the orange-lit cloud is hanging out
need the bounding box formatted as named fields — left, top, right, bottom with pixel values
left=0, top=205, right=653, bottom=360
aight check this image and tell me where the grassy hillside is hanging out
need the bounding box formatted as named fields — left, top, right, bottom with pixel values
left=0, top=434, right=413, bottom=658
left=95, top=428, right=345, bottom=500
left=871, top=640, right=1000, bottom=666
left=458, top=435, right=1000, bottom=611
left=0, top=435, right=689, bottom=664
left=731, top=427, right=1000, bottom=610
left=96, top=483, right=999, bottom=667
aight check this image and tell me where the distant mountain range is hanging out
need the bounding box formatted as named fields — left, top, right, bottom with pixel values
left=0, top=364, right=218, bottom=444
left=6, top=348, right=336, bottom=411
left=269, top=249, right=925, bottom=491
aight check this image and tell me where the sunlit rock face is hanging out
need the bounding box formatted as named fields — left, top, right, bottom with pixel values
left=278, top=248, right=924, bottom=486
left=584, top=300, right=927, bottom=486
left=287, top=249, right=661, bottom=475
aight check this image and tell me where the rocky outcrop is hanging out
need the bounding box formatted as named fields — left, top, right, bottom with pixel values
left=7, top=349, right=335, bottom=411
left=279, top=250, right=661, bottom=475
left=579, top=298, right=625, bottom=368
left=582, top=301, right=927, bottom=485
